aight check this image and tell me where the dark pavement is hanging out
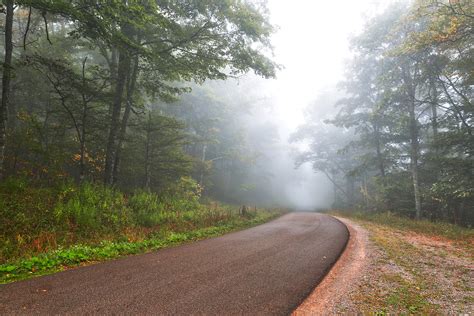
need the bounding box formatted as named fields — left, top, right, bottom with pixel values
left=0, top=212, right=349, bottom=315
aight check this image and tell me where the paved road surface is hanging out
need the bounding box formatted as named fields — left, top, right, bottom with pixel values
left=0, top=212, right=348, bottom=315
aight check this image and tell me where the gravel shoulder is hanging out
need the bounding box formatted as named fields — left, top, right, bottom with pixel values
left=294, top=217, right=371, bottom=315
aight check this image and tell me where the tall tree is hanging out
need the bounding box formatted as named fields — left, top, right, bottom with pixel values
left=0, top=0, right=14, bottom=178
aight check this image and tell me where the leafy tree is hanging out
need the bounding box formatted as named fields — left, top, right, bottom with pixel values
left=294, top=1, right=473, bottom=225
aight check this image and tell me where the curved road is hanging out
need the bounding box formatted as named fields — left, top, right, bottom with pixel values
left=0, top=213, right=348, bottom=315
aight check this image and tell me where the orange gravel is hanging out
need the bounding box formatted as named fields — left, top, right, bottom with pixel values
left=293, top=217, right=369, bottom=315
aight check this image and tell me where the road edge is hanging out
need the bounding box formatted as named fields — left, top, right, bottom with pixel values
left=292, top=216, right=369, bottom=315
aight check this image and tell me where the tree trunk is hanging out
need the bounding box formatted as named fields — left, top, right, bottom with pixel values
left=0, top=0, right=14, bottom=179
left=104, top=50, right=130, bottom=185
left=409, top=98, right=422, bottom=219
left=323, top=170, right=348, bottom=202
left=430, top=77, right=439, bottom=148
left=79, top=138, right=86, bottom=182
left=144, top=113, right=152, bottom=189
left=199, top=144, right=207, bottom=186
left=373, top=120, right=385, bottom=178
left=346, top=176, right=355, bottom=207
left=112, top=54, right=139, bottom=184
left=79, top=57, right=89, bottom=182
left=403, top=63, right=422, bottom=220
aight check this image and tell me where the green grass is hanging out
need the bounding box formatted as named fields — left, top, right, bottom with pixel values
left=0, top=177, right=286, bottom=283
left=382, top=272, right=431, bottom=314
left=0, top=177, right=269, bottom=261
left=0, top=210, right=281, bottom=284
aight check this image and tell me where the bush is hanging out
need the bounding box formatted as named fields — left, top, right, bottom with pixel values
left=160, top=177, right=203, bottom=212
left=0, top=179, right=58, bottom=260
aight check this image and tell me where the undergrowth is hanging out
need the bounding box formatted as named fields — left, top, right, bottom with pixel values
left=0, top=177, right=285, bottom=283
left=0, top=212, right=279, bottom=283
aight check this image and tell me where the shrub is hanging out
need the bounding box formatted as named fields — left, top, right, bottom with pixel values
left=160, top=177, right=203, bottom=212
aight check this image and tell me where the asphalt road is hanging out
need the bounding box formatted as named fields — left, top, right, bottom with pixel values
left=0, top=212, right=349, bottom=315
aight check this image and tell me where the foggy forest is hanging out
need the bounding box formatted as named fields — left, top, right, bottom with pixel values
left=0, top=0, right=472, bottom=314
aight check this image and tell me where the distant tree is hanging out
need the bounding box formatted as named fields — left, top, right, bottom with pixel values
left=293, top=1, right=473, bottom=225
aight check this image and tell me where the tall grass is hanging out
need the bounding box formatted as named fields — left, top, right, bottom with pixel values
left=0, top=177, right=282, bottom=263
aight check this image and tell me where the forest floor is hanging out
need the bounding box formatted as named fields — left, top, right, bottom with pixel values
left=315, top=212, right=474, bottom=315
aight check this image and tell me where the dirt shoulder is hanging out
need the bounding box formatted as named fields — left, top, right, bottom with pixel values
left=294, top=215, right=474, bottom=315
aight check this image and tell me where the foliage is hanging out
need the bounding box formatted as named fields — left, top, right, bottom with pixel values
left=1, top=0, right=278, bottom=186
left=0, top=178, right=284, bottom=264
left=0, top=1, right=284, bottom=209
left=293, top=1, right=473, bottom=226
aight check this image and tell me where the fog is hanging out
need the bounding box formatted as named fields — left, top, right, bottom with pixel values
left=229, top=0, right=393, bottom=210
left=4, top=0, right=468, bottom=222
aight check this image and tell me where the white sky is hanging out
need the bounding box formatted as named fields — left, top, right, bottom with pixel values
left=266, top=0, right=389, bottom=132
left=254, top=0, right=394, bottom=209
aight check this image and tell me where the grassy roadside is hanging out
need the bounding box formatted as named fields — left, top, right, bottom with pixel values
left=0, top=178, right=287, bottom=284
left=0, top=209, right=283, bottom=284
left=330, top=211, right=474, bottom=315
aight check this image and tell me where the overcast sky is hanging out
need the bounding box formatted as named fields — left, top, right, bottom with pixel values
left=265, top=0, right=390, bottom=131
left=251, top=0, right=394, bottom=209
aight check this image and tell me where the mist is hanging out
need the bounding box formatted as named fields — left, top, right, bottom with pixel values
left=197, top=0, right=394, bottom=210
left=1, top=1, right=473, bottom=305
left=1, top=0, right=472, bottom=224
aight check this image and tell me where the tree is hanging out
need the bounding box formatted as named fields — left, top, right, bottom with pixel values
left=0, top=0, right=14, bottom=178
left=293, top=0, right=473, bottom=224
left=3, top=0, right=278, bottom=185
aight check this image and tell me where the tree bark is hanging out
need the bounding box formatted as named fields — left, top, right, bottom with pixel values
left=199, top=144, right=207, bottom=186
left=373, top=119, right=386, bottom=178
left=430, top=77, right=439, bottom=147
left=409, top=101, right=422, bottom=220
left=104, top=50, right=130, bottom=185
left=79, top=57, right=89, bottom=182
left=0, top=0, right=14, bottom=179
left=144, top=113, right=152, bottom=189
left=402, top=63, right=422, bottom=220
left=112, top=54, right=139, bottom=184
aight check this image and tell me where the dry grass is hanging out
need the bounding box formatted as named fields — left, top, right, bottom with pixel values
left=332, top=216, right=473, bottom=315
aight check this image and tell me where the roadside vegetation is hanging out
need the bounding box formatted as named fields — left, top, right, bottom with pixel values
left=334, top=211, right=474, bottom=249
left=332, top=211, right=473, bottom=314
left=0, top=177, right=284, bottom=283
